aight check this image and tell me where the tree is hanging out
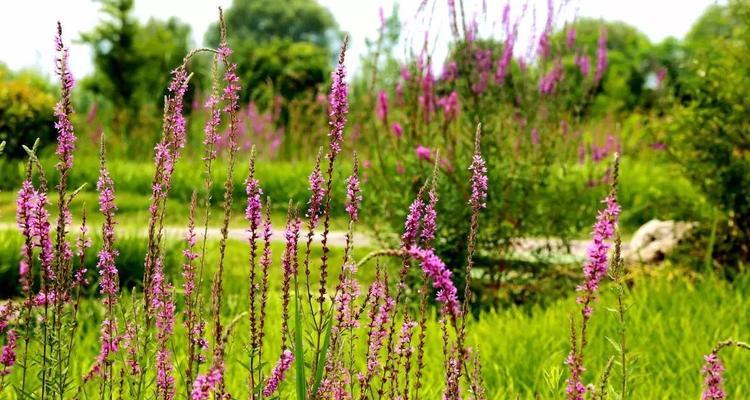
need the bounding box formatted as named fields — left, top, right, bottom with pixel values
left=204, top=0, right=339, bottom=103
left=80, top=0, right=193, bottom=136
left=557, top=18, right=654, bottom=114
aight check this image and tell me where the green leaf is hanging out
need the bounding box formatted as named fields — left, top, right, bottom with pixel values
left=311, top=312, right=333, bottom=396
left=294, top=277, right=307, bottom=400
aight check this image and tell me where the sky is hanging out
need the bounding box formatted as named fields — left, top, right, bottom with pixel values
left=0, top=0, right=724, bottom=81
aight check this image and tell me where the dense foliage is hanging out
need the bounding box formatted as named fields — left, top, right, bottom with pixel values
left=662, top=0, right=750, bottom=267
left=0, top=65, right=56, bottom=160
left=204, top=0, right=338, bottom=104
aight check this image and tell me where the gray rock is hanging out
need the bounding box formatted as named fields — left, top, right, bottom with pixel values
left=624, top=219, right=694, bottom=264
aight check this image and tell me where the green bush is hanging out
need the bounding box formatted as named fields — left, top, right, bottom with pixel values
left=664, top=0, right=750, bottom=265
left=0, top=65, right=56, bottom=160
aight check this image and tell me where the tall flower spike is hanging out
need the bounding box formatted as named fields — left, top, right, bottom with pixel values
left=402, top=190, right=425, bottom=247
left=406, top=246, right=460, bottom=318
left=469, top=126, right=488, bottom=210
left=345, top=155, right=362, bottom=222
left=328, top=36, right=349, bottom=158
left=376, top=90, right=388, bottom=123
left=263, top=349, right=293, bottom=396
left=307, top=149, right=325, bottom=227
left=280, top=204, right=301, bottom=349
left=16, top=180, right=35, bottom=292
left=701, top=352, right=726, bottom=400
left=54, top=22, right=76, bottom=171
left=96, top=142, right=119, bottom=305
left=575, top=194, right=620, bottom=316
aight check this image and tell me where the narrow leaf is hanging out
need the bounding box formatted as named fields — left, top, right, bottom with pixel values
left=294, top=277, right=307, bottom=399
left=311, top=313, right=333, bottom=396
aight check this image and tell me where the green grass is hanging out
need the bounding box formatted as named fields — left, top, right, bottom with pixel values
left=2, top=232, right=749, bottom=399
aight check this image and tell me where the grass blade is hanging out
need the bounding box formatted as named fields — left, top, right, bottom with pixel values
left=311, top=313, right=332, bottom=396
left=294, top=277, right=307, bottom=399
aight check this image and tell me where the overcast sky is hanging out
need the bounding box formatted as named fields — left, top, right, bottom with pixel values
left=0, top=0, right=723, bottom=81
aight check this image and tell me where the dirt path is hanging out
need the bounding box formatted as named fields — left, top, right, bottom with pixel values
left=1, top=222, right=636, bottom=262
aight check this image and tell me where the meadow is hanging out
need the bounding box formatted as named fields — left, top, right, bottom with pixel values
left=1, top=0, right=750, bottom=399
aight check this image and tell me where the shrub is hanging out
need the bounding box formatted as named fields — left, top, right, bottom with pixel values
left=665, top=0, right=750, bottom=266
left=0, top=65, right=56, bottom=160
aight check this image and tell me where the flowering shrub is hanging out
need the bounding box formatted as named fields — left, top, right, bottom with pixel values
left=357, top=0, right=625, bottom=308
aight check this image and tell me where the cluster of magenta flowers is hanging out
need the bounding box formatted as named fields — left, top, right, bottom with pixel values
left=564, top=199, right=620, bottom=399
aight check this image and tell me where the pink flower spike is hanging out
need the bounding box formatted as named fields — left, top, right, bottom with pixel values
left=263, top=349, right=294, bottom=396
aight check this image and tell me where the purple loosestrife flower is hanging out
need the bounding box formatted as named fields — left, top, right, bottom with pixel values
left=437, top=91, right=460, bottom=122
left=406, top=246, right=460, bottom=318
left=54, top=23, right=76, bottom=172
left=565, top=351, right=586, bottom=400
left=33, top=191, right=54, bottom=285
left=191, top=365, right=223, bottom=400
left=595, top=27, right=608, bottom=86
left=307, top=154, right=325, bottom=227
left=415, top=145, right=432, bottom=161
left=567, top=26, right=577, bottom=49
left=359, top=295, right=395, bottom=384
left=402, top=196, right=424, bottom=247
left=328, top=39, right=349, bottom=157
left=702, top=352, right=726, bottom=400
left=421, top=189, right=438, bottom=244
left=376, top=90, right=388, bottom=123
left=443, top=349, right=462, bottom=400
left=152, top=260, right=176, bottom=400
left=121, top=322, right=141, bottom=375
left=74, top=211, right=92, bottom=286
left=495, top=31, right=516, bottom=84
left=395, top=320, right=417, bottom=357
left=400, top=65, right=412, bottom=82
left=539, top=61, right=564, bottom=94
left=469, top=148, right=488, bottom=210
left=96, top=160, right=119, bottom=304
left=575, top=53, right=591, bottom=77
left=203, top=93, right=221, bottom=162
left=345, top=160, right=362, bottom=221
left=0, top=330, right=17, bottom=376
left=85, top=318, right=119, bottom=381
left=16, top=181, right=35, bottom=291
left=0, top=304, right=14, bottom=333
left=245, top=171, right=263, bottom=229
left=441, top=61, right=458, bottom=82
left=182, top=208, right=198, bottom=298
left=576, top=195, right=620, bottom=316
left=263, top=349, right=293, bottom=396
left=419, top=66, right=435, bottom=122
left=392, top=122, right=403, bottom=139
left=471, top=49, right=492, bottom=94
left=537, top=0, right=554, bottom=58
left=334, top=263, right=360, bottom=332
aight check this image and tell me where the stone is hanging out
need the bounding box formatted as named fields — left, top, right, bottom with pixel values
left=624, top=219, right=694, bottom=264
